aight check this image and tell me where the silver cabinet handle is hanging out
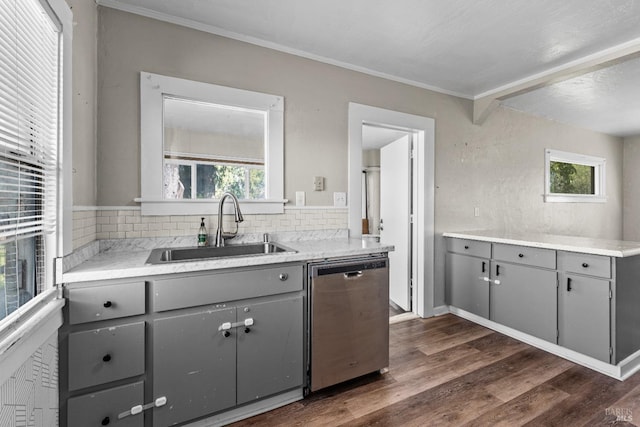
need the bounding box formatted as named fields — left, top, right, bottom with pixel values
left=279, top=273, right=288, bottom=281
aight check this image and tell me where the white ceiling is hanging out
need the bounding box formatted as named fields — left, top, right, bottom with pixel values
left=100, top=0, right=640, bottom=137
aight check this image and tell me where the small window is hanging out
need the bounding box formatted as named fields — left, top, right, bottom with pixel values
left=544, top=149, right=606, bottom=203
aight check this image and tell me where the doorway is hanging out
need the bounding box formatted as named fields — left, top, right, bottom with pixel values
left=348, top=103, right=435, bottom=318
left=362, top=127, right=414, bottom=313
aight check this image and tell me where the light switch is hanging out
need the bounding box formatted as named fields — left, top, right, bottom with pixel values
left=313, top=176, right=324, bottom=191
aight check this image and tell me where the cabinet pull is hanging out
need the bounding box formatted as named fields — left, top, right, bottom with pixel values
left=103, top=301, right=112, bottom=308
left=496, top=264, right=500, bottom=276
left=464, top=245, right=469, bottom=250
left=101, top=416, right=110, bottom=426
left=244, top=327, right=251, bottom=333
left=582, top=262, right=589, bottom=268
left=223, top=331, right=231, bottom=338
left=481, top=261, right=486, bottom=273
left=567, top=277, right=572, bottom=292
left=102, top=354, right=112, bottom=362
left=518, top=253, right=524, bottom=258
left=279, top=273, right=289, bottom=281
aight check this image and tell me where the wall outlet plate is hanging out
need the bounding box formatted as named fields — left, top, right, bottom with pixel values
left=296, top=191, right=306, bottom=206
left=334, top=192, right=347, bottom=207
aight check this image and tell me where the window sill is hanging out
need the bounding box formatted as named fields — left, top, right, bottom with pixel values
left=0, top=289, right=64, bottom=385
left=135, top=198, right=288, bottom=215
left=543, top=194, right=607, bottom=203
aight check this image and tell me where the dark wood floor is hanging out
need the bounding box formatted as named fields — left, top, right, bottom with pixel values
left=231, top=314, right=640, bottom=426
left=388, top=303, right=406, bottom=317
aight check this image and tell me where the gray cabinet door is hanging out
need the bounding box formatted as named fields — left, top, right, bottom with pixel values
left=490, top=262, right=557, bottom=342
left=558, top=274, right=610, bottom=362
left=446, top=253, right=490, bottom=318
left=152, top=307, right=236, bottom=427
left=236, top=295, right=304, bottom=405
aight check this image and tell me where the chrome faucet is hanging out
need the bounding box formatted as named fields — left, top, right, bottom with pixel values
left=214, top=192, right=244, bottom=247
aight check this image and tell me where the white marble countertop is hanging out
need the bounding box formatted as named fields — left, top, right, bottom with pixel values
left=62, top=237, right=393, bottom=283
left=443, top=230, right=640, bottom=257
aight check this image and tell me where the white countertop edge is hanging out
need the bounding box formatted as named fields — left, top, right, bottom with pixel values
left=443, top=231, right=640, bottom=258
left=61, top=240, right=393, bottom=283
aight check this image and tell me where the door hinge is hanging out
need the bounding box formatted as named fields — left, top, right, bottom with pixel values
left=610, top=347, right=614, bottom=356
left=556, top=277, right=559, bottom=289
left=609, top=289, right=613, bottom=299
left=409, top=214, right=414, bottom=224
left=411, top=149, right=415, bottom=159
left=556, top=330, right=559, bottom=341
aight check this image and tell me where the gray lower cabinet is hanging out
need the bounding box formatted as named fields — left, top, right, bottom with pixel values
left=62, top=262, right=306, bottom=427
left=445, top=252, right=490, bottom=318
left=490, top=262, right=557, bottom=342
left=446, top=236, right=640, bottom=367
left=152, top=306, right=237, bottom=427
left=237, top=296, right=304, bottom=405
left=558, top=273, right=611, bottom=362
left=152, top=295, right=304, bottom=427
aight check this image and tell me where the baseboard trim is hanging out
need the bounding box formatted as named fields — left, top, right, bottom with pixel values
left=449, top=306, right=639, bottom=381
left=184, top=388, right=303, bottom=426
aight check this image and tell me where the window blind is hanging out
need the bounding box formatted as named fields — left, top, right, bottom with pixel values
left=0, top=0, right=60, bottom=319
left=0, top=0, right=58, bottom=242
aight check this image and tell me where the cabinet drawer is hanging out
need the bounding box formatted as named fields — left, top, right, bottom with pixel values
left=67, top=281, right=145, bottom=325
left=67, top=381, right=144, bottom=427
left=493, top=243, right=556, bottom=269
left=151, top=264, right=304, bottom=312
left=446, top=238, right=491, bottom=258
left=68, top=321, right=145, bottom=391
left=558, top=251, right=611, bottom=278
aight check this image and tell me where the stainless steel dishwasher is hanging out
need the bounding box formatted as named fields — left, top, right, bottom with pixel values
left=308, top=254, right=389, bottom=392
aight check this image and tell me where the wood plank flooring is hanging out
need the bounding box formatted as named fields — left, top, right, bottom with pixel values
left=231, top=314, right=640, bottom=426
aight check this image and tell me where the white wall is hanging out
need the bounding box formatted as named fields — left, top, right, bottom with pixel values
left=90, top=7, right=624, bottom=308
left=623, top=135, right=640, bottom=241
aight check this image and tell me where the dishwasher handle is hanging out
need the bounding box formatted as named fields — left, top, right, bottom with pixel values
left=343, top=271, right=363, bottom=279
left=310, top=257, right=388, bottom=277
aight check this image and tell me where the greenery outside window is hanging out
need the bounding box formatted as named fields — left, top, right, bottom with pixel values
left=164, top=157, right=265, bottom=200
left=544, top=149, right=606, bottom=203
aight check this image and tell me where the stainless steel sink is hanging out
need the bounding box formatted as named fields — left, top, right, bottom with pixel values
left=145, top=242, right=296, bottom=264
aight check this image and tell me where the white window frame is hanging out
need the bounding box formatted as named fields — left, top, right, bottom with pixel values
left=139, top=72, right=285, bottom=215
left=544, top=149, right=606, bottom=203
left=0, top=0, right=71, bottom=382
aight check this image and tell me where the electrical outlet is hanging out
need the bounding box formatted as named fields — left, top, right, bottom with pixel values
left=334, top=192, right=347, bottom=207
left=296, top=191, right=306, bottom=206
left=313, top=176, right=324, bottom=191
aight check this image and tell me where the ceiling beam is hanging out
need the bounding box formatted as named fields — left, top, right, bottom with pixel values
left=473, top=38, right=640, bottom=125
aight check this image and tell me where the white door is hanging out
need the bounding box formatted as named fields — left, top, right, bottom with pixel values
left=380, top=135, right=412, bottom=311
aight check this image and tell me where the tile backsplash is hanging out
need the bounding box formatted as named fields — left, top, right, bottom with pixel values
left=72, top=207, right=348, bottom=250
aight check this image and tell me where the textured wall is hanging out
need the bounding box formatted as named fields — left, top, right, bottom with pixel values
left=623, top=135, right=640, bottom=241
left=0, top=332, right=58, bottom=427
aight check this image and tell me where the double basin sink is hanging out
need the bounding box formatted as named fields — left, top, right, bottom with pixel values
left=146, top=242, right=296, bottom=264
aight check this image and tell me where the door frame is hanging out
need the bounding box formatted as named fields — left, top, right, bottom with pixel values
left=348, top=103, right=435, bottom=318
